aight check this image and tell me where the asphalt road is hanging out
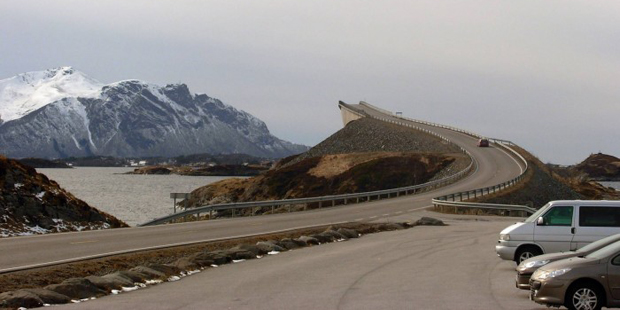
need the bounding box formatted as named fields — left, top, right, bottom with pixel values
left=54, top=211, right=547, bottom=310
left=0, top=104, right=525, bottom=273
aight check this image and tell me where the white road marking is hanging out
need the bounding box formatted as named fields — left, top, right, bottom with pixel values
left=70, top=240, right=97, bottom=245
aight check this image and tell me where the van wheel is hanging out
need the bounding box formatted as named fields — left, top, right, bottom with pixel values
left=515, top=246, right=542, bottom=264
left=566, top=283, right=603, bottom=310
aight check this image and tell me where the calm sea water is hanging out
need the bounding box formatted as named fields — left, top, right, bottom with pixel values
left=600, top=181, right=620, bottom=191
left=38, top=167, right=233, bottom=226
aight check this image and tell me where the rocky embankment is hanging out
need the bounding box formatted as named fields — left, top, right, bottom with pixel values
left=184, top=118, right=470, bottom=213
left=573, top=153, right=620, bottom=181
left=470, top=147, right=619, bottom=208
left=0, top=218, right=444, bottom=309
left=127, top=164, right=269, bottom=176
left=0, top=156, right=127, bottom=237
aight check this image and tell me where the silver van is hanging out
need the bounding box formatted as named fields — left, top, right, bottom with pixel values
left=496, top=200, right=620, bottom=264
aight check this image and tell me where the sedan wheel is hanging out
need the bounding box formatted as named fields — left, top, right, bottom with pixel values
left=568, top=286, right=601, bottom=310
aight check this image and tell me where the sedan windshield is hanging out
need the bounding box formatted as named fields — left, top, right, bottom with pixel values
left=586, top=240, right=620, bottom=260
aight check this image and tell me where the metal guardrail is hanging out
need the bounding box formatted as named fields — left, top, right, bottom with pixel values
left=433, top=200, right=536, bottom=217
left=140, top=161, right=473, bottom=226
left=358, top=101, right=533, bottom=216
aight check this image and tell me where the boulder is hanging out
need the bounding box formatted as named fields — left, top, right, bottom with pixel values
left=173, top=257, right=200, bottom=270
left=186, top=252, right=217, bottom=267
left=377, top=223, right=405, bottom=231
left=256, top=241, right=286, bottom=253
left=278, top=238, right=304, bottom=250
left=86, top=275, right=132, bottom=292
left=129, top=266, right=167, bottom=280
left=337, top=228, right=360, bottom=238
left=44, top=278, right=107, bottom=299
left=22, top=288, right=71, bottom=305
left=104, top=271, right=145, bottom=283
left=415, top=217, right=445, bottom=226
left=225, top=249, right=257, bottom=260
left=323, top=229, right=347, bottom=240
left=297, top=236, right=319, bottom=245
left=311, top=233, right=335, bottom=243
left=231, top=244, right=267, bottom=256
left=0, top=290, right=44, bottom=309
left=199, top=251, right=233, bottom=265
left=147, top=264, right=181, bottom=277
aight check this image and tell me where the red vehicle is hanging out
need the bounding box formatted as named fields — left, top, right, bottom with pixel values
left=477, top=138, right=489, bottom=147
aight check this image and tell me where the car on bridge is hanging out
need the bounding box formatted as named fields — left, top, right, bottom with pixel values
left=477, top=138, right=489, bottom=147
left=516, top=233, right=620, bottom=290
left=530, top=239, right=620, bottom=310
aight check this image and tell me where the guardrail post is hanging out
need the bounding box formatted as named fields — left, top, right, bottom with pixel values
left=332, top=200, right=335, bottom=207
left=232, top=209, right=235, bottom=218
left=271, top=205, right=275, bottom=213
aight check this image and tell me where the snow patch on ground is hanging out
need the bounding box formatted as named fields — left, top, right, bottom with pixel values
left=36, top=191, right=46, bottom=200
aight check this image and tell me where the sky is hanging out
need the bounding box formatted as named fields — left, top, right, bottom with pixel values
left=1, top=0, right=618, bottom=165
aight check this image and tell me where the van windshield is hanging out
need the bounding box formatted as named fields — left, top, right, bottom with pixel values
left=524, top=203, right=550, bottom=223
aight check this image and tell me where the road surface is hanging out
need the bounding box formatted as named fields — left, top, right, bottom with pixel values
left=54, top=211, right=546, bottom=310
left=0, top=103, right=525, bottom=275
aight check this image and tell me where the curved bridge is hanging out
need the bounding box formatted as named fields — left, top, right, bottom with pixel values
left=0, top=102, right=526, bottom=273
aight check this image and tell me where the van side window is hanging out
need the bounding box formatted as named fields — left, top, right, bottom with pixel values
left=542, top=206, right=573, bottom=226
left=579, top=207, right=620, bottom=227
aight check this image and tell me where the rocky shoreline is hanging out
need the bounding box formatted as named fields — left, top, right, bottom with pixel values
left=0, top=156, right=127, bottom=237
left=125, top=164, right=269, bottom=177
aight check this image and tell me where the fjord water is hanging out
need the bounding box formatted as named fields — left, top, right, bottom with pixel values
left=600, top=181, right=620, bottom=191
left=38, top=167, right=232, bottom=226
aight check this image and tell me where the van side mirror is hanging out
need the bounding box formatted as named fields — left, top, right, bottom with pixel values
left=537, top=217, right=545, bottom=226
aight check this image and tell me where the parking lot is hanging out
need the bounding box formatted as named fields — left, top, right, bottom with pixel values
left=53, top=211, right=552, bottom=310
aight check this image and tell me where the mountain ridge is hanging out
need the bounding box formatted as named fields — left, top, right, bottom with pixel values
left=0, top=67, right=308, bottom=158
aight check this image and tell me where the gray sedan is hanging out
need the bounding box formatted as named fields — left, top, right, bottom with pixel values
left=530, top=238, right=620, bottom=310
left=516, top=234, right=620, bottom=290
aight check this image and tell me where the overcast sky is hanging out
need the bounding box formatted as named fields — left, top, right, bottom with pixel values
left=1, top=1, right=618, bottom=164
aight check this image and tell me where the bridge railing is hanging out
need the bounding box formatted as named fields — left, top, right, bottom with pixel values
left=359, top=101, right=533, bottom=216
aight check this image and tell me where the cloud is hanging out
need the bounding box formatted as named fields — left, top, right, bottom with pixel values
left=1, top=0, right=619, bottom=164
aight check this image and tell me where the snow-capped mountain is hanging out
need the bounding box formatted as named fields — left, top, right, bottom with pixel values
left=0, top=67, right=308, bottom=158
